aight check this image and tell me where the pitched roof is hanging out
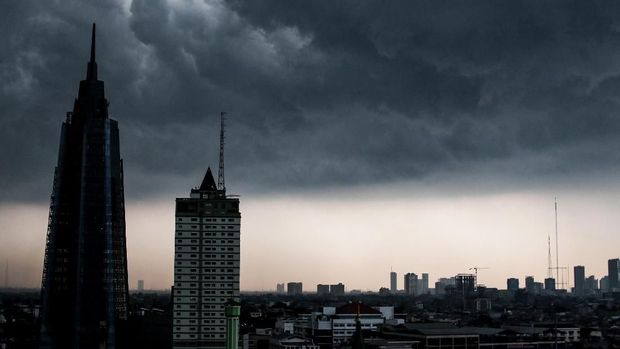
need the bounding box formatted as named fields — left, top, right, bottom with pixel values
left=200, top=167, right=217, bottom=191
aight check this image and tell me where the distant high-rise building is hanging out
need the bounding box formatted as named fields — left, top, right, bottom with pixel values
left=507, top=278, right=519, bottom=293
left=574, top=266, right=585, bottom=296
left=39, top=24, right=129, bottom=349
left=173, top=166, right=241, bottom=348
left=585, top=275, right=598, bottom=292
left=421, top=273, right=429, bottom=294
left=276, top=283, right=285, bottom=294
left=525, top=276, right=535, bottom=292
left=288, top=282, right=303, bottom=295
left=390, top=272, right=397, bottom=293
left=455, top=274, right=476, bottom=296
left=404, top=273, right=418, bottom=295
left=435, top=277, right=456, bottom=295
left=137, top=280, right=144, bottom=292
left=330, top=283, right=345, bottom=297
left=601, top=276, right=610, bottom=292
left=608, top=259, right=620, bottom=291
left=544, top=278, right=556, bottom=291
left=317, top=284, right=330, bottom=296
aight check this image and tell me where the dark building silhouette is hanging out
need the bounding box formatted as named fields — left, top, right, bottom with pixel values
left=330, top=283, right=345, bottom=296
left=39, top=24, right=129, bottom=349
left=506, top=278, right=519, bottom=293
left=455, top=274, right=476, bottom=296
left=608, top=258, right=620, bottom=291
left=317, top=284, right=330, bottom=296
left=544, top=277, right=555, bottom=291
left=574, top=266, right=585, bottom=296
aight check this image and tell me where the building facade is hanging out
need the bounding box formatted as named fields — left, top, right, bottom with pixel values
left=404, top=273, right=418, bottom=296
left=390, top=272, right=397, bottom=293
left=329, top=283, right=345, bottom=297
left=39, top=24, right=129, bottom=349
left=173, top=168, right=241, bottom=348
left=317, top=284, right=330, bottom=296
left=288, top=283, right=303, bottom=295
left=507, top=278, right=519, bottom=293
left=574, top=266, right=585, bottom=296
left=608, top=259, right=619, bottom=291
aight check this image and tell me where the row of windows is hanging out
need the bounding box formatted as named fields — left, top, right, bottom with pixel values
left=177, top=239, right=238, bottom=244
left=175, top=282, right=238, bottom=289
left=174, top=326, right=225, bottom=332
left=175, top=282, right=234, bottom=288
left=175, top=319, right=225, bottom=324
left=175, top=261, right=238, bottom=267
left=175, top=311, right=225, bottom=317
left=174, top=333, right=224, bottom=339
left=177, top=217, right=237, bottom=223
left=176, top=232, right=238, bottom=237
left=175, top=253, right=238, bottom=259
left=176, top=225, right=238, bottom=231
left=176, top=246, right=237, bottom=252
left=177, top=282, right=237, bottom=294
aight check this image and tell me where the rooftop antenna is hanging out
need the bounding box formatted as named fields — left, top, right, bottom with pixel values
left=218, top=112, right=226, bottom=194
left=547, top=233, right=553, bottom=279
left=555, top=197, right=560, bottom=288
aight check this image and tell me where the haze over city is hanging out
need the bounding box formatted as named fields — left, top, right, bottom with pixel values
left=3, top=0, right=620, bottom=292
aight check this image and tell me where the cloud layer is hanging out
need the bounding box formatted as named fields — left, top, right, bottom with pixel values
left=3, top=0, right=620, bottom=202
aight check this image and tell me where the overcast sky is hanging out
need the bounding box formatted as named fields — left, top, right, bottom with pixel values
left=2, top=0, right=620, bottom=290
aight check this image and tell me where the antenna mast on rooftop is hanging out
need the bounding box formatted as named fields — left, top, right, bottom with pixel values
left=555, top=197, right=560, bottom=287
left=547, top=233, right=553, bottom=279
left=218, top=112, right=226, bottom=194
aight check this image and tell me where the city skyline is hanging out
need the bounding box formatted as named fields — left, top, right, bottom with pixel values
left=3, top=2, right=620, bottom=293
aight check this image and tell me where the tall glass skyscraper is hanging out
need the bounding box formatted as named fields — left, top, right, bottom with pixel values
left=39, top=24, right=129, bottom=349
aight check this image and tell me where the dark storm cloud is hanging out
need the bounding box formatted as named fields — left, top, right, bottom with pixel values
left=3, top=0, right=620, bottom=202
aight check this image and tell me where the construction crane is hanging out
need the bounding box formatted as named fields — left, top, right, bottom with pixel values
left=469, top=266, right=489, bottom=285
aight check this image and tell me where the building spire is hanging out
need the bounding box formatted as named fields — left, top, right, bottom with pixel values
left=86, top=23, right=98, bottom=81
left=218, top=112, right=226, bottom=194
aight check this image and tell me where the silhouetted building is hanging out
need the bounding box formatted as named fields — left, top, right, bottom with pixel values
left=608, top=258, right=620, bottom=291
left=435, top=277, right=455, bottom=295
left=173, top=167, right=241, bottom=348
left=404, top=273, right=418, bottom=295
left=600, top=276, right=610, bottom=292
left=585, top=275, right=598, bottom=293
left=455, top=274, right=476, bottom=296
left=574, top=266, right=585, bottom=296
left=544, top=278, right=556, bottom=291
left=276, top=283, right=285, bottom=294
left=330, top=283, right=345, bottom=296
left=525, top=276, right=535, bottom=292
left=39, top=24, right=129, bottom=349
left=507, top=278, right=519, bottom=293
left=421, top=273, right=429, bottom=294
left=288, top=282, right=303, bottom=295
left=390, top=272, right=397, bottom=293
left=138, top=280, right=144, bottom=292
left=317, top=284, right=330, bottom=296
